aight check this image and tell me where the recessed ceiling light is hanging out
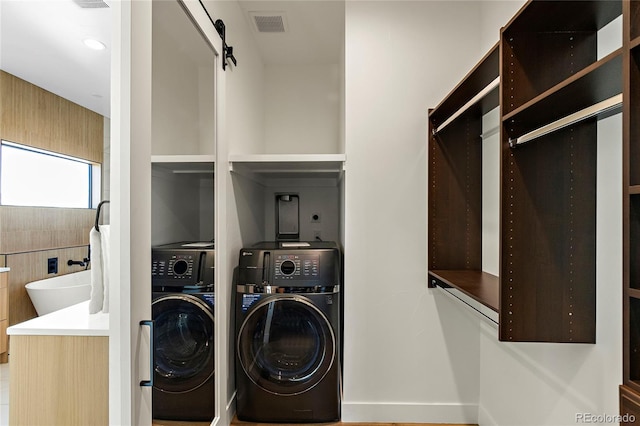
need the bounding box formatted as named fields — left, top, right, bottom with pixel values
left=83, top=38, right=106, bottom=50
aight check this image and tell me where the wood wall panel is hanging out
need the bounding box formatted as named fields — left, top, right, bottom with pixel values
left=0, top=71, right=103, bottom=329
left=9, top=335, right=108, bottom=426
left=0, top=70, right=103, bottom=163
left=6, top=247, right=89, bottom=325
left=0, top=206, right=94, bottom=254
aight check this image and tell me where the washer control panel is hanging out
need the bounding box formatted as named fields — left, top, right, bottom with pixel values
left=237, top=243, right=340, bottom=288
left=151, top=246, right=215, bottom=288
left=274, top=254, right=319, bottom=281
left=152, top=253, right=195, bottom=279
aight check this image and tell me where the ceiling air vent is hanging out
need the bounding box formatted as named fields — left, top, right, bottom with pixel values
left=249, top=12, right=287, bottom=33
left=72, top=0, right=109, bottom=8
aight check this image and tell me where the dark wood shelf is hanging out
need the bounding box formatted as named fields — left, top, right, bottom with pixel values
left=429, top=270, right=499, bottom=313
left=502, top=1, right=621, bottom=116
left=503, top=0, right=621, bottom=34
left=429, top=43, right=499, bottom=129
left=630, top=186, right=640, bottom=195
left=502, top=49, right=622, bottom=139
left=631, top=36, right=640, bottom=50
left=628, top=288, right=640, bottom=300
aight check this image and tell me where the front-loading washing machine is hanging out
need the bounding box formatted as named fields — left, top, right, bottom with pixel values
left=235, top=241, right=342, bottom=422
left=151, top=242, right=215, bottom=421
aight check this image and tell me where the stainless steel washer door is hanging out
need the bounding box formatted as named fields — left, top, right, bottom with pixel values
left=153, top=294, right=214, bottom=394
left=237, top=294, right=335, bottom=396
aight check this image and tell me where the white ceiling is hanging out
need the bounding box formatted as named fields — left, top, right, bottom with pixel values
left=0, top=0, right=111, bottom=117
left=0, top=0, right=344, bottom=119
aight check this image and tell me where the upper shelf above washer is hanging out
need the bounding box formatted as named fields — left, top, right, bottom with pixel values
left=151, top=155, right=215, bottom=174
left=229, top=154, right=346, bottom=184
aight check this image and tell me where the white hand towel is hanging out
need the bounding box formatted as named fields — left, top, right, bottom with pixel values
left=100, top=224, right=111, bottom=313
left=89, top=227, right=104, bottom=314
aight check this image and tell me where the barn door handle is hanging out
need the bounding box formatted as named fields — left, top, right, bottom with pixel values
left=139, top=320, right=154, bottom=387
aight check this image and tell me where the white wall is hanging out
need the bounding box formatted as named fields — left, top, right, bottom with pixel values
left=151, top=168, right=201, bottom=245
left=478, top=1, right=524, bottom=53
left=343, top=1, right=488, bottom=422
left=103, top=117, right=111, bottom=222
left=150, top=168, right=214, bottom=246
left=482, top=107, right=500, bottom=276
left=264, top=64, right=341, bottom=154
left=207, top=0, right=265, bottom=156
left=262, top=181, right=341, bottom=242
left=151, top=3, right=215, bottom=156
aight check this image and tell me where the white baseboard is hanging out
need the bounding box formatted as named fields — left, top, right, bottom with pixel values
left=341, top=401, right=478, bottom=424
left=478, top=404, right=498, bottom=426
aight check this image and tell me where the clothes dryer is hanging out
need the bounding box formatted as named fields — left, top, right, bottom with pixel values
left=235, top=241, right=341, bottom=422
left=151, top=242, right=215, bottom=421
left=152, top=291, right=214, bottom=421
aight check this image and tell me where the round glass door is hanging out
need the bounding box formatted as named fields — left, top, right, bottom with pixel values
left=237, top=295, right=335, bottom=396
left=152, top=294, right=214, bottom=393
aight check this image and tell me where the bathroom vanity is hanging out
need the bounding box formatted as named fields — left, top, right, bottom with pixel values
left=7, top=301, right=108, bottom=426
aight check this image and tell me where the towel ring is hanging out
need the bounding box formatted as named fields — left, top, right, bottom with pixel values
left=94, top=200, right=110, bottom=233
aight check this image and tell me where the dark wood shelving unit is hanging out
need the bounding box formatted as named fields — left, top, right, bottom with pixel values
left=429, top=0, right=623, bottom=344
left=427, top=44, right=499, bottom=311
left=497, top=0, right=624, bottom=343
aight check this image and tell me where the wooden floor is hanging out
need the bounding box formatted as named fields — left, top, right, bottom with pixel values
left=153, top=416, right=477, bottom=426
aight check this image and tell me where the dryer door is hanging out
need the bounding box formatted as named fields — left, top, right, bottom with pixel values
left=152, top=294, right=214, bottom=393
left=237, top=295, right=335, bottom=396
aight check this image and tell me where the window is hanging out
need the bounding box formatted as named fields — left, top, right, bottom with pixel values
left=0, top=141, right=101, bottom=208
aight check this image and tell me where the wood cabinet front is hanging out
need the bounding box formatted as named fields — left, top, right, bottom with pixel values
left=9, top=335, right=108, bottom=426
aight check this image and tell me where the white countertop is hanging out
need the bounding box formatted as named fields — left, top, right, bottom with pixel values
left=7, top=300, right=108, bottom=337
left=0, top=267, right=10, bottom=273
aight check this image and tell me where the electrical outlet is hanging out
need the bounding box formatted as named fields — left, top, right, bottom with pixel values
left=48, top=257, right=58, bottom=274
left=310, top=213, right=321, bottom=223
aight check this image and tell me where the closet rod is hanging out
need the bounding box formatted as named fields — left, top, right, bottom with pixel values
left=509, top=93, right=622, bottom=147
left=433, top=76, right=500, bottom=135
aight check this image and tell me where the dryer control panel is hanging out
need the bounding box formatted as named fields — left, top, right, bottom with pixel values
left=274, top=254, right=319, bottom=281
left=152, top=243, right=215, bottom=289
left=238, top=241, right=340, bottom=288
